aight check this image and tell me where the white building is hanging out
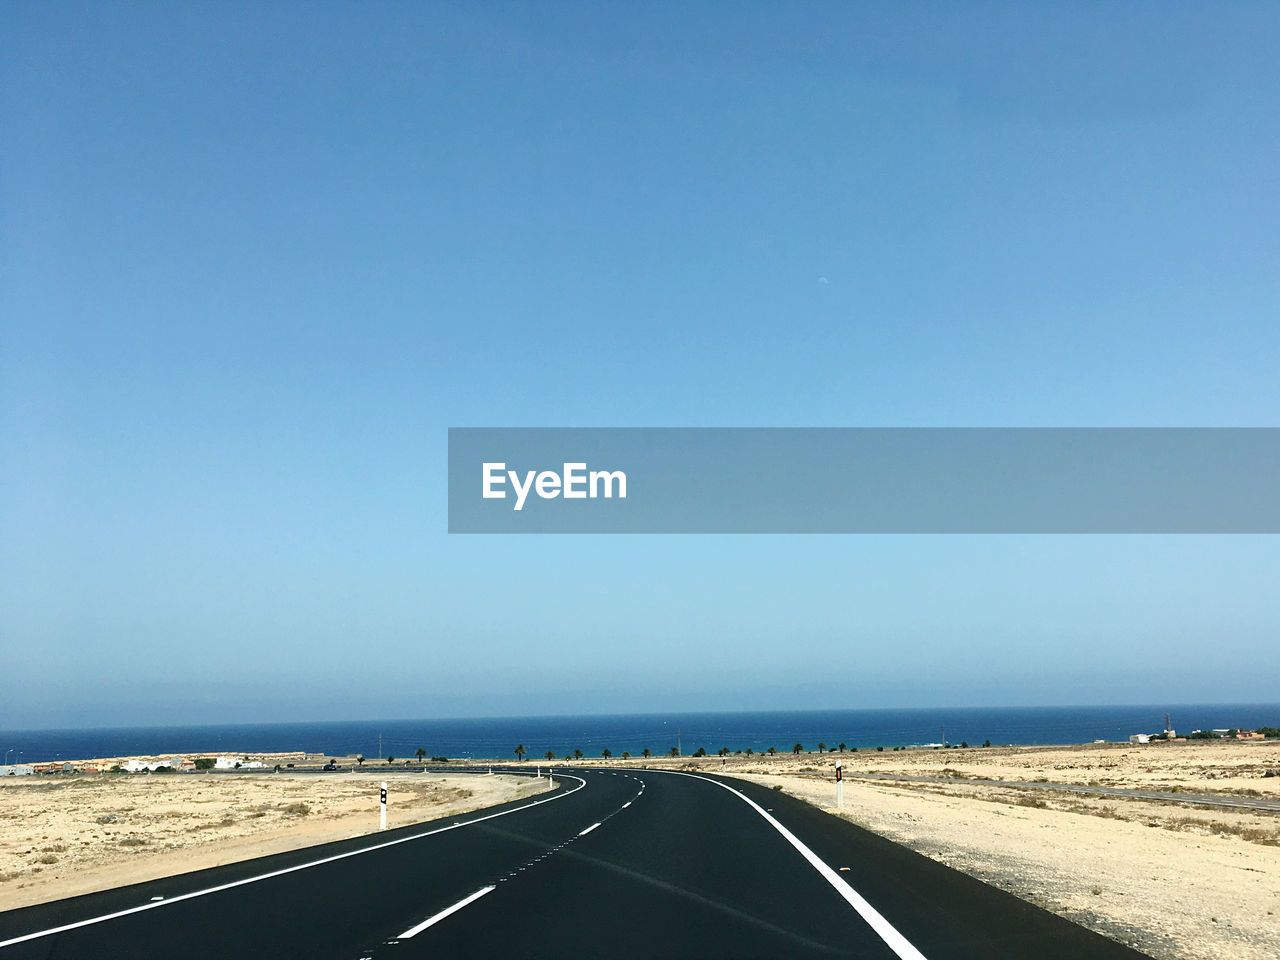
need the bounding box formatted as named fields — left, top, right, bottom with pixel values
left=213, top=757, right=264, bottom=769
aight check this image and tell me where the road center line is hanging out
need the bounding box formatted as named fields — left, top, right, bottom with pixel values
left=578, top=822, right=601, bottom=836
left=0, top=775, right=587, bottom=951
left=661, top=771, right=928, bottom=960
left=398, top=885, right=496, bottom=939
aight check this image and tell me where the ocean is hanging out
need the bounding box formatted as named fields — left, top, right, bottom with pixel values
left=3, top=703, right=1277, bottom=765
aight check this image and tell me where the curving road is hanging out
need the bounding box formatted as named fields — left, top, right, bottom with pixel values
left=0, top=767, right=1152, bottom=959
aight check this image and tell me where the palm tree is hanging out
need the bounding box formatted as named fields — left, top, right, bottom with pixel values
left=767, top=746, right=777, bottom=755
left=668, top=746, right=679, bottom=757
left=356, top=755, right=365, bottom=766
left=601, top=748, right=612, bottom=759
left=387, top=755, right=395, bottom=764
left=717, top=747, right=730, bottom=757
left=415, top=747, right=427, bottom=764
left=818, top=742, right=827, bottom=753
left=621, top=751, right=631, bottom=760
left=745, top=747, right=754, bottom=756
left=545, top=750, right=556, bottom=760
left=838, top=743, right=846, bottom=753
left=641, top=747, right=652, bottom=758
left=514, top=744, right=526, bottom=761
left=792, top=743, right=804, bottom=755
left=573, top=749, right=583, bottom=760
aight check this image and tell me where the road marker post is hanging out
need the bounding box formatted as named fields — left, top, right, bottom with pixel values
left=380, top=782, right=387, bottom=830
left=836, top=759, right=843, bottom=809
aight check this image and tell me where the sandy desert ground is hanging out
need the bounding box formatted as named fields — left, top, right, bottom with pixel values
left=623, top=740, right=1279, bottom=960
left=0, top=769, right=543, bottom=912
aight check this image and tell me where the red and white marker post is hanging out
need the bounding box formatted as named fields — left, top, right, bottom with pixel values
left=380, top=782, right=388, bottom=830
left=835, top=759, right=843, bottom=809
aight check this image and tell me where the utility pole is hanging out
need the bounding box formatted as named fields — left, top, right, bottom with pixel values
left=378, top=733, right=382, bottom=760
left=941, top=724, right=945, bottom=747
left=677, top=728, right=681, bottom=756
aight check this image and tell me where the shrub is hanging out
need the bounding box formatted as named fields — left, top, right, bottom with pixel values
left=876, top=746, right=884, bottom=752
left=194, top=758, right=216, bottom=771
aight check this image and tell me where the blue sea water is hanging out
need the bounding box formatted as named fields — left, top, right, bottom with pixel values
left=3, top=703, right=1277, bottom=765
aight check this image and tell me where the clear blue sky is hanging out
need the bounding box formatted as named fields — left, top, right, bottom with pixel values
left=2, top=3, right=1278, bottom=728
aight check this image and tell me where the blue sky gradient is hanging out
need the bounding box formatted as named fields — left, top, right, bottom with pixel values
left=2, top=3, right=1278, bottom=726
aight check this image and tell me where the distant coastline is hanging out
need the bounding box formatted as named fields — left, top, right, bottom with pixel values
left=3, top=703, right=1277, bottom=766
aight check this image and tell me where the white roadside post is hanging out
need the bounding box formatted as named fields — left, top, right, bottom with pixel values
left=836, top=759, right=843, bottom=809
left=380, top=782, right=388, bottom=830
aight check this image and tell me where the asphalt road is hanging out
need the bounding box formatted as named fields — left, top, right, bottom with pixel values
left=0, top=767, right=1154, bottom=959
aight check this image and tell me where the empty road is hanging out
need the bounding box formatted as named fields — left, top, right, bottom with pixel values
left=0, top=767, right=1152, bottom=959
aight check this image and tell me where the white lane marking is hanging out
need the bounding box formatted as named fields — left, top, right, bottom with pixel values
left=398, top=885, right=496, bottom=939
left=661, top=771, right=928, bottom=960
left=622, top=801, right=631, bottom=808
left=578, top=822, right=602, bottom=836
left=0, top=776, right=587, bottom=950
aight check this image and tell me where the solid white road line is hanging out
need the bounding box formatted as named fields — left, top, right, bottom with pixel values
left=662, top=771, right=928, bottom=960
left=398, top=886, right=496, bottom=939
left=578, top=822, right=601, bottom=836
left=0, top=775, right=588, bottom=950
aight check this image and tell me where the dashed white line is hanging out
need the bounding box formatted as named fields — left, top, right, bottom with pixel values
left=398, top=886, right=496, bottom=939
left=0, top=775, right=587, bottom=950
left=578, top=822, right=602, bottom=836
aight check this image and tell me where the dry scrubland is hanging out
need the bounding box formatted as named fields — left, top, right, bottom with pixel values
left=0, top=770, right=540, bottom=911
left=613, top=741, right=1279, bottom=960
